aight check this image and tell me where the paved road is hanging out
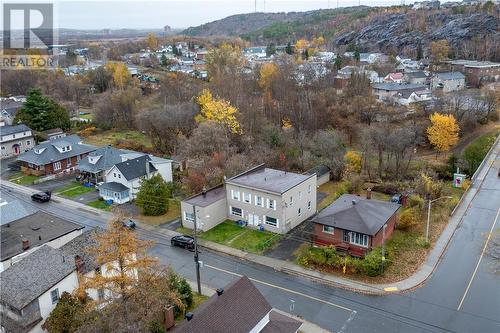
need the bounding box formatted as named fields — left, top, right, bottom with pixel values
left=1, top=142, right=499, bottom=332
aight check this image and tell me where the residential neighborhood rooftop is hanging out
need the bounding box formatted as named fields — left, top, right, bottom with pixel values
left=60, top=228, right=102, bottom=275
left=373, top=83, right=427, bottom=91
left=434, top=72, right=466, bottom=80
left=1, top=211, right=84, bottom=261
left=311, top=194, right=401, bottom=235
left=0, top=124, right=32, bottom=137
left=99, top=181, right=129, bottom=193
left=113, top=155, right=157, bottom=181
left=184, top=184, right=226, bottom=207
left=445, top=60, right=500, bottom=68
left=0, top=199, right=37, bottom=225
left=76, top=145, right=126, bottom=174
left=0, top=245, right=75, bottom=310
left=227, top=164, right=314, bottom=194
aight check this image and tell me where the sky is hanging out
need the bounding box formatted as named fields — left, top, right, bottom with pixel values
left=50, top=0, right=429, bottom=30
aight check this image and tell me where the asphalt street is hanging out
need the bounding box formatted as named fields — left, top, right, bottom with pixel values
left=1, top=146, right=498, bottom=333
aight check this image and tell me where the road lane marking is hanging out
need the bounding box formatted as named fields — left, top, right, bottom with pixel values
left=457, top=208, right=500, bottom=311
left=205, top=263, right=353, bottom=312
left=384, top=287, right=398, bottom=292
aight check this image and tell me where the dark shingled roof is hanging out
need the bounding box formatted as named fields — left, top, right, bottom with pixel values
left=183, top=184, right=226, bottom=207
left=373, top=83, right=427, bottom=91
left=261, top=311, right=302, bottom=333
left=227, top=164, right=314, bottom=194
left=172, top=276, right=272, bottom=333
left=99, top=181, right=129, bottom=193
left=305, top=164, right=331, bottom=177
left=60, top=228, right=103, bottom=274
left=0, top=245, right=74, bottom=310
left=1, top=211, right=84, bottom=261
left=311, top=194, right=401, bottom=235
left=113, top=155, right=157, bottom=181
left=16, top=135, right=96, bottom=166
left=76, top=145, right=126, bottom=174
left=0, top=124, right=32, bottom=137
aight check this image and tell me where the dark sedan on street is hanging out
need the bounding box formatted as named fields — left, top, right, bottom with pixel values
left=31, top=191, right=51, bottom=203
left=171, top=235, right=195, bottom=249
left=122, top=219, right=137, bottom=230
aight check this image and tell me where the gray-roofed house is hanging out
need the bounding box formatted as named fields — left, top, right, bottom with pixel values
left=171, top=276, right=301, bottom=333
left=0, top=211, right=84, bottom=272
left=404, top=71, right=429, bottom=85
left=430, top=72, right=466, bottom=93
left=312, top=193, right=401, bottom=257
left=372, top=83, right=428, bottom=104
left=76, top=145, right=126, bottom=183
left=0, top=124, right=34, bottom=159
left=16, top=134, right=96, bottom=176
left=0, top=228, right=114, bottom=333
left=100, top=154, right=158, bottom=204
left=181, top=164, right=317, bottom=234
left=0, top=245, right=78, bottom=333
left=0, top=99, right=24, bottom=126
left=305, top=164, right=331, bottom=186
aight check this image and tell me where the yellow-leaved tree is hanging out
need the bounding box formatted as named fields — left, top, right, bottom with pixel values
left=295, top=39, right=309, bottom=52
left=427, top=113, right=459, bottom=154
left=258, top=62, right=279, bottom=91
left=146, top=32, right=158, bottom=50
left=344, top=151, right=362, bottom=174
left=195, top=89, right=242, bottom=134
left=106, top=62, right=131, bottom=89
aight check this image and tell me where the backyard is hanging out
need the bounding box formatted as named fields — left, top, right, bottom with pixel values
left=81, top=129, right=153, bottom=150
left=56, top=181, right=96, bottom=197
left=133, top=199, right=181, bottom=226
left=178, top=221, right=282, bottom=254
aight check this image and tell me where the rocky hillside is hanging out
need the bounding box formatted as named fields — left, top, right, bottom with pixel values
left=181, top=5, right=499, bottom=61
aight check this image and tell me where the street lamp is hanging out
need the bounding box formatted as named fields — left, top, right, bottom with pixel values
left=426, top=196, right=453, bottom=243
left=192, top=205, right=202, bottom=295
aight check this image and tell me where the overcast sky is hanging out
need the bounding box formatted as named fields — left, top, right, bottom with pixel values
left=52, top=0, right=438, bottom=30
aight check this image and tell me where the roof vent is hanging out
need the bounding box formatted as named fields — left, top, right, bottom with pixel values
left=352, top=200, right=356, bottom=205
left=185, top=312, right=194, bottom=321
left=216, top=288, right=224, bottom=296
left=31, top=226, right=40, bottom=231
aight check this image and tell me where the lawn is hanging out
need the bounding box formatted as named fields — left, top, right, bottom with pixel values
left=178, top=221, right=281, bottom=254
left=56, top=181, right=96, bottom=197
left=82, top=129, right=152, bottom=148
left=134, top=199, right=181, bottom=226
left=317, top=181, right=348, bottom=211
left=8, top=172, right=39, bottom=185
left=87, top=199, right=112, bottom=211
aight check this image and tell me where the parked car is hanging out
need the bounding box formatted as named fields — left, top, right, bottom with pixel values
left=31, top=191, right=51, bottom=203
left=122, top=219, right=136, bottom=230
left=171, top=235, right=195, bottom=249
left=391, top=194, right=402, bottom=204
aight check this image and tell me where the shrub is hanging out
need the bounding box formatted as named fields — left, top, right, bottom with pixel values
left=398, top=207, right=420, bottom=230
left=408, top=194, right=425, bottom=211
left=78, top=126, right=97, bottom=137
left=345, top=175, right=364, bottom=194
left=372, top=183, right=399, bottom=195
left=359, top=247, right=390, bottom=277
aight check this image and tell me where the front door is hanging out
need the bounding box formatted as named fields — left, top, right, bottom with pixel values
left=247, top=214, right=260, bottom=226
left=13, top=144, right=20, bottom=155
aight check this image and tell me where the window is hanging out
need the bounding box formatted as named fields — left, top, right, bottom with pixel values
left=67, top=157, right=72, bottom=166
left=322, top=225, right=334, bottom=234
left=53, top=161, right=62, bottom=171
left=308, top=185, right=312, bottom=193
left=231, top=190, right=240, bottom=201
left=66, top=146, right=70, bottom=150
left=268, top=199, right=276, bottom=210
left=51, top=289, right=59, bottom=304
left=231, top=206, right=242, bottom=217
left=118, top=174, right=121, bottom=179
left=265, top=216, right=278, bottom=227
left=243, top=192, right=251, bottom=203
left=289, top=196, right=293, bottom=207
left=298, top=208, right=302, bottom=216
left=113, top=173, right=116, bottom=177
left=12, top=134, right=15, bottom=138
left=255, top=196, right=263, bottom=207
left=1, top=146, right=4, bottom=150
left=184, top=212, right=194, bottom=222
left=349, top=232, right=369, bottom=247
left=308, top=201, right=311, bottom=210
left=343, top=231, right=350, bottom=242
left=26, top=140, right=31, bottom=146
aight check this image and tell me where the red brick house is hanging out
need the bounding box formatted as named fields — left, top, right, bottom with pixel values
left=16, top=134, right=95, bottom=176
left=311, top=193, right=401, bottom=257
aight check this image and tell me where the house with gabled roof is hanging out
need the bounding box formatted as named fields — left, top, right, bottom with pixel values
left=430, top=72, right=466, bottom=93
left=16, top=134, right=96, bottom=176
left=171, top=276, right=301, bottom=333
left=1, top=124, right=34, bottom=159
left=312, top=193, right=400, bottom=257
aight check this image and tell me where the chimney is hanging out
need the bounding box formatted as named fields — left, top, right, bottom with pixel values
left=216, top=288, right=224, bottom=296
left=366, top=188, right=372, bottom=200
left=185, top=312, right=194, bottom=321
left=164, top=305, right=175, bottom=331
left=75, top=255, right=84, bottom=273
left=22, top=239, right=30, bottom=250
left=351, top=200, right=356, bottom=205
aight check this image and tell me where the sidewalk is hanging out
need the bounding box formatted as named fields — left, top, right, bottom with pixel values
left=3, top=136, right=498, bottom=295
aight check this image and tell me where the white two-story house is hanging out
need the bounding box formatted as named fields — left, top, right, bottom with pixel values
left=0, top=124, right=34, bottom=159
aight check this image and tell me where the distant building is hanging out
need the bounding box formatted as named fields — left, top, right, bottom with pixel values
left=444, top=60, right=500, bottom=87
left=404, top=71, right=429, bottom=85
left=431, top=72, right=466, bottom=93
left=0, top=98, right=24, bottom=126
left=372, top=82, right=430, bottom=104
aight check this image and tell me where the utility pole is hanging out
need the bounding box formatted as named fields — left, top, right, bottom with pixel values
left=426, top=196, right=452, bottom=243
left=192, top=205, right=202, bottom=295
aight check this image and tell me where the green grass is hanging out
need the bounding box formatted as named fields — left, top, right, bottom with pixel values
left=317, top=181, right=348, bottom=211
left=462, top=131, right=499, bottom=175
left=8, top=172, right=40, bottom=185
left=56, top=181, right=95, bottom=197
left=87, top=199, right=112, bottom=211
left=179, top=221, right=281, bottom=254
left=82, top=129, right=152, bottom=148
left=134, top=199, right=181, bottom=226
left=79, top=113, right=92, bottom=120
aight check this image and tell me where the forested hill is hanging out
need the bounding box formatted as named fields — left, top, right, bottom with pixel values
left=181, top=5, right=499, bottom=61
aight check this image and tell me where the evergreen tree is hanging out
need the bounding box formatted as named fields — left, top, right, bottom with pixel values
left=266, top=43, right=276, bottom=57
left=285, top=42, right=293, bottom=55
left=15, top=88, right=71, bottom=131
left=136, top=174, right=171, bottom=216
left=161, top=53, right=169, bottom=67
left=354, top=49, right=360, bottom=62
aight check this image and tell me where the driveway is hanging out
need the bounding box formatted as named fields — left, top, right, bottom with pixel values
left=264, top=219, right=314, bottom=261
left=31, top=175, right=76, bottom=193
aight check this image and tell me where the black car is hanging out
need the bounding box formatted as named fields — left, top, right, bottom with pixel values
left=171, top=235, right=195, bottom=249
left=31, top=191, right=51, bottom=203
left=122, top=219, right=137, bottom=230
